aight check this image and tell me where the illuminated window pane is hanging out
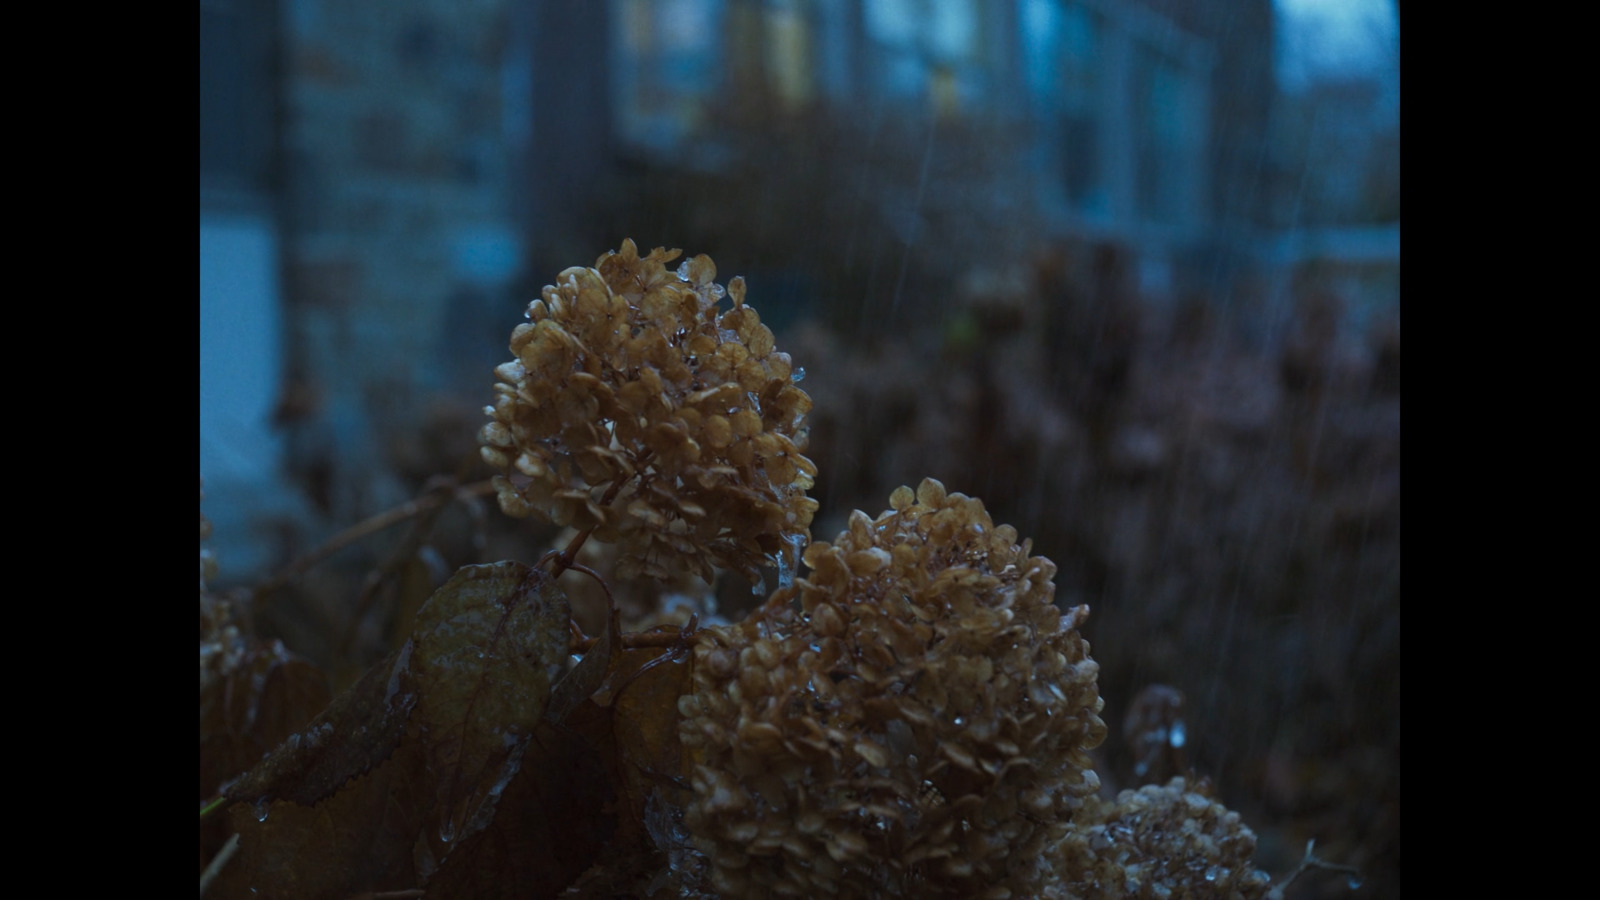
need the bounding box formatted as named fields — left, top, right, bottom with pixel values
left=612, top=0, right=724, bottom=148
left=1135, top=47, right=1189, bottom=223
left=1024, top=0, right=1103, bottom=213
left=766, top=3, right=813, bottom=108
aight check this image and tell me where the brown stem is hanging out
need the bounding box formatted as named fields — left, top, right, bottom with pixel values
left=571, top=612, right=699, bottom=654
left=252, top=479, right=495, bottom=603
left=540, top=450, right=652, bottom=579
left=570, top=630, right=691, bottom=653
left=568, top=618, right=591, bottom=648
left=199, top=833, right=240, bottom=897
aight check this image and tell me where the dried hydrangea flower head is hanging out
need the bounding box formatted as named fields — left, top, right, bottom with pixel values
left=1053, top=778, right=1271, bottom=899
left=480, top=240, right=817, bottom=584
left=678, top=478, right=1107, bottom=898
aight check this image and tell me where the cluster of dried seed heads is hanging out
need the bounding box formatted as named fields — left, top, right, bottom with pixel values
left=480, top=240, right=817, bottom=585
left=1052, top=778, right=1271, bottom=899
left=678, top=478, right=1107, bottom=898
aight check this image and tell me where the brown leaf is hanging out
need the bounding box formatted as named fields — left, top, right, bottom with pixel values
left=201, top=642, right=332, bottom=798
left=547, top=608, right=619, bottom=724
left=424, top=711, right=618, bottom=900
left=221, top=643, right=418, bottom=807
left=410, top=561, right=571, bottom=849
left=560, top=642, right=699, bottom=895
left=200, top=641, right=330, bottom=869
left=610, top=646, right=694, bottom=818
left=212, top=739, right=433, bottom=900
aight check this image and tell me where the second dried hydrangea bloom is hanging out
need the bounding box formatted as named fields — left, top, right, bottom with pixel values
left=679, top=478, right=1107, bottom=898
left=1052, top=778, right=1271, bottom=899
left=481, top=240, right=818, bottom=585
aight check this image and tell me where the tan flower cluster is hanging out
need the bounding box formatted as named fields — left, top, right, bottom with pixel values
left=1052, top=778, right=1271, bottom=899
left=480, top=240, right=817, bottom=585
left=677, top=478, right=1107, bottom=898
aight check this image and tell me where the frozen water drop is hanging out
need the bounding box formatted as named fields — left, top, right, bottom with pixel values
left=1347, top=876, right=1363, bottom=890
left=441, top=818, right=455, bottom=843
left=775, top=532, right=806, bottom=591
left=775, top=553, right=793, bottom=591
left=1204, top=866, right=1224, bottom=882
left=791, top=367, right=806, bottom=383
left=1169, top=720, right=1186, bottom=748
left=254, top=798, right=270, bottom=822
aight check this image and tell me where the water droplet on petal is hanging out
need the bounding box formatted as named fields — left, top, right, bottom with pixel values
left=791, top=367, right=806, bottom=383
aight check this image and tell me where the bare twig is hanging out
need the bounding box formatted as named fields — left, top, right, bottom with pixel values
left=1266, top=840, right=1362, bottom=899
left=251, top=479, right=495, bottom=603
left=199, top=833, right=240, bottom=897
left=539, top=451, right=651, bottom=580
left=337, top=476, right=466, bottom=655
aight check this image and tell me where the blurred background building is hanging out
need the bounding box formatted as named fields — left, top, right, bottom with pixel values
left=202, top=0, right=1398, bottom=556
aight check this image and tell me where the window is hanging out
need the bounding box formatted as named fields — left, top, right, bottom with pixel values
left=1024, top=0, right=1106, bottom=215
left=200, top=0, right=278, bottom=199
left=864, top=0, right=983, bottom=115
left=611, top=0, right=725, bottom=149
left=1132, top=45, right=1200, bottom=225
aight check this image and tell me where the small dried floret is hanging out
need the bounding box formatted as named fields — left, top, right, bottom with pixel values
left=480, top=240, right=817, bottom=585
left=679, top=479, right=1107, bottom=898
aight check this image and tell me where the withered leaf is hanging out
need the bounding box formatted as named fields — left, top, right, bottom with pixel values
left=222, top=642, right=417, bottom=807
left=546, top=639, right=699, bottom=896
left=213, top=739, right=433, bottom=900
left=200, top=641, right=330, bottom=869
left=424, top=711, right=617, bottom=900
left=201, top=642, right=332, bottom=797
left=547, top=607, right=619, bottom=724
left=607, top=645, right=695, bottom=840
left=411, top=561, right=571, bottom=848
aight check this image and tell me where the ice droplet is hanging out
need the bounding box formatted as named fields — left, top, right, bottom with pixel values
left=775, top=532, right=806, bottom=591
left=1169, top=720, right=1186, bottom=748
left=1204, top=866, right=1224, bottom=882
left=791, top=367, right=806, bottom=383
left=441, top=818, right=456, bottom=843
left=254, top=798, right=270, bottom=822
left=775, top=554, right=793, bottom=591
left=1347, top=876, right=1364, bottom=890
